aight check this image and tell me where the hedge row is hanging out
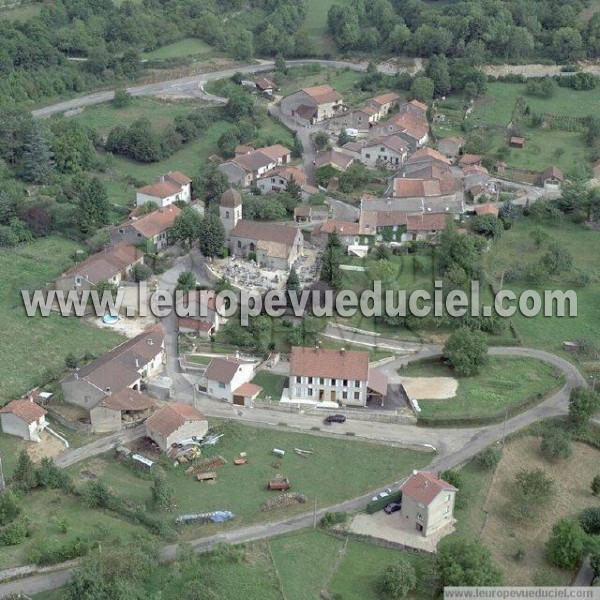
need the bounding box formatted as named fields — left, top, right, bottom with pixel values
left=366, top=491, right=401, bottom=514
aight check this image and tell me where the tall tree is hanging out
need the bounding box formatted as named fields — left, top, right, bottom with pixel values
left=436, top=538, right=503, bottom=587
left=170, top=206, right=202, bottom=247
left=13, top=450, right=37, bottom=492
left=198, top=213, right=226, bottom=258
left=443, top=328, right=488, bottom=376
left=22, top=121, right=55, bottom=184
left=320, top=231, right=343, bottom=290
left=546, top=518, right=586, bottom=569
left=75, top=176, right=110, bottom=234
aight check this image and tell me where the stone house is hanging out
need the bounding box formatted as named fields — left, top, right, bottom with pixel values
left=229, top=220, right=304, bottom=270
left=255, top=76, right=276, bottom=96
left=110, top=205, right=181, bottom=253
left=145, top=404, right=208, bottom=452
left=89, top=388, right=155, bottom=433
left=0, top=399, right=48, bottom=442
left=218, top=145, right=291, bottom=188
left=54, top=241, right=145, bottom=292
left=256, top=166, right=307, bottom=195
left=280, top=85, right=344, bottom=124
left=360, top=135, right=408, bottom=169
left=399, top=471, right=457, bottom=536
left=136, top=171, right=192, bottom=208
left=367, top=92, right=401, bottom=118
left=315, top=150, right=354, bottom=172
left=203, top=357, right=259, bottom=404
left=60, top=325, right=164, bottom=413
left=538, top=166, right=564, bottom=199
left=286, top=346, right=388, bottom=408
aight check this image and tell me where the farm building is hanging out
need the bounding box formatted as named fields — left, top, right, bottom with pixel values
left=0, top=399, right=48, bottom=442
left=145, top=404, right=208, bottom=452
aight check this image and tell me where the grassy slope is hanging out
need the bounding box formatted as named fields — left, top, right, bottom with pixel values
left=486, top=219, right=600, bottom=353
left=300, top=0, right=352, bottom=53
left=401, top=357, right=563, bottom=421
left=0, top=2, right=42, bottom=21
left=142, top=38, right=212, bottom=60
left=0, top=237, right=124, bottom=401
left=67, top=421, right=430, bottom=533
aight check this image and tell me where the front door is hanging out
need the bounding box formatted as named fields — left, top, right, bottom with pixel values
left=330, top=391, right=336, bottom=402
left=416, top=523, right=423, bottom=533
left=233, top=395, right=244, bottom=406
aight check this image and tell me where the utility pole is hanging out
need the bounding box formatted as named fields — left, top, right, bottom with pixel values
left=501, top=407, right=508, bottom=447
left=0, top=456, right=5, bottom=493
left=313, top=494, right=318, bottom=529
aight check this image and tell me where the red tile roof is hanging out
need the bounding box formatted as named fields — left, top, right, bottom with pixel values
left=301, top=85, right=343, bottom=104
left=400, top=471, right=457, bottom=505
left=63, top=241, right=144, bottom=285
left=230, top=220, right=300, bottom=247
left=204, top=357, right=251, bottom=384
left=259, top=166, right=307, bottom=186
left=97, top=389, right=155, bottom=412
left=458, top=154, right=482, bottom=166
left=318, top=219, right=360, bottom=236
left=370, top=92, right=400, bottom=106
left=178, top=317, right=213, bottom=333
left=406, top=213, right=450, bottom=232
left=290, top=347, right=369, bottom=381
left=393, top=178, right=441, bottom=198
left=408, top=99, right=428, bottom=112
left=368, top=369, right=388, bottom=396
left=315, top=150, right=354, bottom=171
left=0, top=399, right=46, bottom=424
left=129, top=205, right=181, bottom=239
left=473, top=203, right=499, bottom=217
left=408, top=147, right=451, bottom=166
left=233, top=382, right=263, bottom=397
left=137, top=181, right=181, bottom=199
left=145, top=403, right=206, bottom=438
left=165, top=171, right=192, bottom=185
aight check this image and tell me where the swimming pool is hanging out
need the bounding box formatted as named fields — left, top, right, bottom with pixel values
left=102, top=313, right=119, bottom=324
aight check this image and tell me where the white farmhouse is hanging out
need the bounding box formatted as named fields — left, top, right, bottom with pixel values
left=136, top=171, right=192, bottom=208
left=203, top=357, right=258, bottom=404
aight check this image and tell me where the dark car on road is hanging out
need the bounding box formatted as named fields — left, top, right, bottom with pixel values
left=324, top=414, right=347, bottom=424
left=384, top=502, right=402, bottom=514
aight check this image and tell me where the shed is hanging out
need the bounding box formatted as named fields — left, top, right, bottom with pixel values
left=0, top=399, right=47, bottom=442
left=510, top=136, right=525, bottom=148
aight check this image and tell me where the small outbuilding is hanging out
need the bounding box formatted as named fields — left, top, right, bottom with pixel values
left=0, top=399, right=48, bottom=442
left=145, top=403, right=208, bottom=452
left=510, top=136, right=525, bottom=148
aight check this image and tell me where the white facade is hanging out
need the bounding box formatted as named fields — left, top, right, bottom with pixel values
left=0, top=413, right=47, bottom=442
left=287, top=375, right=368, bottom=408
left=206, top=362, right=255, bottom=403
left=360, top=143, right=406, bottom=169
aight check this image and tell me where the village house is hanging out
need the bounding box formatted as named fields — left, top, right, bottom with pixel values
left=367, top=92, right=401, bottom=118
left=145, top=404, right=208, bottom=452
left=280, top=85, right=344, bottom=124
left=203, top=357, right=259, bottom=405
left=406, top=147, right=451, bottom=169
left=387, top=111, right=429, bottom=147
left=458, top=154, right=483, bottom=169
left=312, top=215, right=375, bottom=252
left=360, top=135, right=408, bottom=169
left=110, top=205, right=181, bottom=252
left=55, top=241, right=144, bottom=292
left=0, top=399, right=48, bottom=442
left=229, top=220, right=304, bottom=270
left=538, top=166, right=564, bottom=199
left=176, top=290, right=229, bottom=334
left=358, top=209, right=450, bottom=244
left=61, top=325, right=164, bottom=413
left=437, top=137, right=465, bottom=162
left=136, top=171, right=192, bottom=208
left=218, top=145, right=291, bottom=188
left=255, top=76, right=276, bottom=96
left=219, top=188, right=243, bottom=236
left=89, top=388, right=155, bottom=433
left=286, top=346, right=388, bottom=408
left=256, top=166, right=307, bottom=195
left=404, top=213, right=451, bottom=242
left=315, top=150, right=354, bottom=172
left=473, top=203, right=499, bottom=217
left=399, top=471, right=457, bottom=536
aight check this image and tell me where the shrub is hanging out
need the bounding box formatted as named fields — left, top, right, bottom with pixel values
left=320, top=512, right=348, bottom=528
left=0, top=519, right=29, bottom=546
left=592, top=475, right=600, bottom=496
left=540, top=429, right=573, bottom=461
left=546, top=518, right=585, bottom=570
left=0, top=490, right=22, bottom=526
left=28, top=536, right=93, bottom=566
left=476, top=446, right=502, bottom=470
left=579, top=507, right=600, bottom=534
left=379, top=557, right=417, bottom=599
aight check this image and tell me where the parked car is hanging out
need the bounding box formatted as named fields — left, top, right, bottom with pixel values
left=371, top=491, right=390, bottom=502
left=384, top=502, right=402, bottom=514
left=324, top=414, right=346, bottom=425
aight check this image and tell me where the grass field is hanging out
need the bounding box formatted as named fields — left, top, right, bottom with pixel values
left=0, top=2, right=43, bottom=21
left=300, top=0, right=352, bottom=53
left=142, top=38, right=212, bottom=60
left=401, top=357, right=564, bottom=422
left=71, top=97, right=200, bottom=136
left=67, top=420, right=430, bottom=535
left=0, top=237, right=125, bottom=402
left=485, top=219, right=600, bottom=353
left=454, top=435, right=600, bottom=585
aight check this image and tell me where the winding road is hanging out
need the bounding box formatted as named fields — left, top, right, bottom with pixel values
left=1, top=326, right=588, bottom=598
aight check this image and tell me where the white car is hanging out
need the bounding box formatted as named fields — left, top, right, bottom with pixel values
left=371, top=491, right=390, bottom=502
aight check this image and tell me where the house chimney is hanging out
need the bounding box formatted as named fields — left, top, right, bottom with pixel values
left=135, top=358, right=139, bottom=369
left=105, top=387, right=111, bottom=394
left=340, top=347, right=345, bottom=354
left=412, top=469, right=418, bottom=476
left=147, top=338, right=153, bottom=346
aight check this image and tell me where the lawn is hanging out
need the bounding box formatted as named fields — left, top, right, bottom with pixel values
left=0, top=237, right=125, bottom=401
left=71, top=97, right=200, bottom=136
left=142, top=38, right=212, bottom=60
left=328, top=538, right=431, bottom=600
left=252, top=371, right=286, bottom=401
left=300, top=0, right=352, bottom=53
left=269, top=530, right=343, bottom=599
left=400, top=357, right=564, bottom=422
left=485, top=219, right=600, bottom=353
left=67, top=420, right=430, bottom=536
